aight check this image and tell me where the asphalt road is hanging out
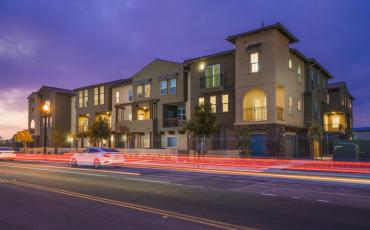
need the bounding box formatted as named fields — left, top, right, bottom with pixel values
left=0, top=161, right=369, bottom=230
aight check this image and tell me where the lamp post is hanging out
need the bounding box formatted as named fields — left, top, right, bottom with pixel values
left=42, top=102, right=50, bottom=154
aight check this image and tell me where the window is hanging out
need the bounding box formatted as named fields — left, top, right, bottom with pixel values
left=115, top=91, right=120, bottom=104
left=316, top=74, right=320, bottom=89
left=332, top=116, right=340, bottom=128
left=198, top=97, right=204, bottom=106
left=341, top=98, right=344, bottom=106
left=222, top=94, right=229, bottom=112
left=289, top=97, right=293, bottom=115
left=289, top=59, right=293, bottom=69
left=310, top=71, right=314, bottom=90
left=99, top=86, right=104, bottom=105
left=314, top=102, right=318, bottom=119
left=145, top=83, right=151, bottom=98
left=250, top=52, right=259, bottom=73
left=79, top=91, right=83, bottom=108
left=128, top=89, right=133, bottom=101
left=210, top=96, right=217, bottom=112
left=160, top=80, right=167, bottom=95
left=327, top=94, right=330, bottom=104
left=297, top=66, right=302, bottom=83
left=177, top=107, right=186, bottom=121
left=49, top=117, right=53, bottom=128
left=167, top=136, right=177, bottom=148
left=297, top=100, right=302, bottom=111
left=94, top=87, right=99, bottom=105
left=84, top=89, right=88, bottom=107
left=137, top=85, right=143, bottom=99
left=169, top=79, right=176, bottom=94
left=204, top=64, right=221, bottom=88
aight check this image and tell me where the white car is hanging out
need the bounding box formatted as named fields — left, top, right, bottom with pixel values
left=0, top=147, right=16, bottom=161
left=70, top=147, right=125, bottom=168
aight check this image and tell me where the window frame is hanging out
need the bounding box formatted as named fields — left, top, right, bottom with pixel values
left=210, top=95, right=217, bottom=113
left=250, top=52, right=259, bottom=73
left=169, top=79, right=176, bottom=94
left=167, top=136, right=178, bottom=148
left=222, top=94, right=229, bottom=112
left=160, top=80, right=167, bottom=95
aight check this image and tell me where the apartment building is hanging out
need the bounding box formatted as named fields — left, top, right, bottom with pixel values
left=27, top=22, right=354, bottom=157
left=114, top=59, right=188, bottom=151
left=73, top=79, right=131, bottom=147
left=28, top=86, right=75, bottom=147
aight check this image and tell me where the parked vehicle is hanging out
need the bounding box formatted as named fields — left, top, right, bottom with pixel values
left=0, top=147, right=16, bottom=161
left=70, top=147, right=125, bottom=168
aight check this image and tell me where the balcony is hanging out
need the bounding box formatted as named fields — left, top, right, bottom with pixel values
left=200, top=74, right=224, bottom=89
left=163, top=118, right=186, bottom=128
left=243, top=107, right=267, bottom=121
left=78, top=125, right=89, bottom=133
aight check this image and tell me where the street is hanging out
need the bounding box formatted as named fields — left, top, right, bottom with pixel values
left=0, top=161, right=369, bottom=229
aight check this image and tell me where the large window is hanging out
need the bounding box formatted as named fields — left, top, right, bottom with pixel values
left=160, top=80, right=167, bottom=95
left=169, top=79, right=176, bottom=94
left=145, top=83, right=151, bottom=98
left=84, top=89, right=88, bottom=107
left=167, top=136, right=177, bottom=148
left=94, top=87, right=99, bottom=105
left=332, top=116, right=340, bottom=128
left=177, top=107, right=186, bottom=121
left=99, top=86, right=104, bottom=105
left=297, top=66, right=302, bottom=83
left=79, top=91, right=83, bottom=108
left=210, top=96, right=217, bottom=113
left=137, top=85, right=143, bottom=99
left=204, top=64, right=220, bottom=88
left=289, top=97, right=293, bottom=115
left=222, top=94, right=229, bottom=112
left=250, top=52, right=259, bottom=73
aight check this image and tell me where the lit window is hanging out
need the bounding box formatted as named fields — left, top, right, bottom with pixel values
left=289, top=59, right=293, bottom=69
left=297, top=100, right=302, bottom=111
left=210, top=96, right=217, bottom=112
left=79, top=91, right=83, bottom=108
left=169, top=79, right=176, bottom=94
left=289, top=97, right=293, bottom=115
left=145, top=83, right=151, bottom=98
left=222, top=94, right=229, bottom=112
left=167, top=136, right=177, bottom=148
left=160, top=81, right=167, bottom=95
left=94, top=87, right=99, bottom=105
left=128, top=89, right=133, bottom=101
left=99, top=86, right=104, bottom=105
left=297, top=66, right=302, bottom=83
left=137, top=85, right=143, bottom=99
left=198, top=97, right=204, bottom=106
left=250, top=52, right=259, bottom=73
left=115, top=91, right=120, bottom=104
left=204, top=64, right=221, bottom=88
left=84, top=89, right=88, bottom=107
left=49, top=117, right=53, bottom=128
left=332, top=116, right=340, bottom=128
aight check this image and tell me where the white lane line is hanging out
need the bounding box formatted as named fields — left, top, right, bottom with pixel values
left=261, top=192, right=277, bottom=197
left=317, top=199, right=330, bottom=203
left=292, top=196, right=301, bottom=199
left=123, top=177, right=171, bottom=184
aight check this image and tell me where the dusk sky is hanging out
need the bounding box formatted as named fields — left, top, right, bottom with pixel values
left=0, top=0, right=369, bottom=138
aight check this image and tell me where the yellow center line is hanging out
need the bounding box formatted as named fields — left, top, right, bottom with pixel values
left=0, top=162, right=139, bottom=176
left=124, top=163, right=370, bottom=185
left=0, top=178, right=254, bottom=230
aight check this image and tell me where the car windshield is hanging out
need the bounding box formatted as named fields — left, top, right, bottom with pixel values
left=100, top=148, right=119, bottom=153
left=0, top=147, right=13, bottom=151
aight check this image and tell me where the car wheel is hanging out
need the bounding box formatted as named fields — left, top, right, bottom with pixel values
left=71, top=158, right=78, bottom=167
left=93, top=159, right=101, bottom=169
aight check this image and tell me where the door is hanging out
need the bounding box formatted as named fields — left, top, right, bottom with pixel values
left=251, top=135, right=267, bottom=156
left=253, top=97, right=266, bottom=120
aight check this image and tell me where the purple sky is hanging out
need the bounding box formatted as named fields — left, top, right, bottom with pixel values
left=0, top=0, right=369, bottom=138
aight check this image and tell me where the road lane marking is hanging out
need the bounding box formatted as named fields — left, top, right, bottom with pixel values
left=0, top=162, right=139, bottom=176
left=260, top=193, right=277, bottom=197
left=0, top=178, right=254, bottom=230
left=124, top=177, right=171, bottom=184
left=292, top=196, right=301, bottom=199
left=317, top=199, right=330, bottom=203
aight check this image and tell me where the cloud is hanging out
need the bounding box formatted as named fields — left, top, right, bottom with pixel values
left=0, top=35, right=37, bottom=59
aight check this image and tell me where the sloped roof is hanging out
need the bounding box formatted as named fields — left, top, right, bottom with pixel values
left=184, top=49, right=235, bottom=63
left=328, top=81, right=355, bottom=100
left=73, top=78, right=131, bottom=91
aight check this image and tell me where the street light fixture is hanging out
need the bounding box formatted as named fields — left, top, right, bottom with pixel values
left=42, top=102, right=50, bottom=154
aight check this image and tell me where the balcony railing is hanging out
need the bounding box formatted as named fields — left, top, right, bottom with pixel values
left=163, top=118, right=186, bottom=128
left=200, top=74, right=223, bottom=89
left=324, top=124, right=346, bottom=133
left=277, top=106, right=284, bottom=121
left=78, top=125, right=89, bottom=133
left=243, top=107, right=267, bottom=121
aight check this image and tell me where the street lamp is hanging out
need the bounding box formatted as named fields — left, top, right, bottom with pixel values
left=42, top=102, right=50, bottom=154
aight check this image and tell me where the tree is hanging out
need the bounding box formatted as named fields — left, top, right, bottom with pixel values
left=308, top=124, right=324, bottom=159
left=88, top=118, right=111, bottom=147
left=237, top=126, right=252, bottom=156
left=184, top=101, right=218, bottom=155
left=14, top=130, right=33, bottom=152
left=52, top=128, right=66, bottom=154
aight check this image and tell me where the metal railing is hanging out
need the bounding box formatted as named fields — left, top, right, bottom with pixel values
left=163, top=118, right=186, bottom=128
left=243, top=107, right=267, bottom=121
left=200, top=74, right=223, bottom=89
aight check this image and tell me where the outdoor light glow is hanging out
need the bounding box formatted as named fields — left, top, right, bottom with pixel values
left=198, top=62, right=205, bottom=71
left=42, top=104, right=50, bottom=112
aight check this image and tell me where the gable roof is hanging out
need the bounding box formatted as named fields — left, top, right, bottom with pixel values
left=328, top=81, right=355, bottom=100
left=184, top=49, right=235, bottom=63
left=73, top=78, right=131, bottom=91
left=226, top=22, right=299, bottom=44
